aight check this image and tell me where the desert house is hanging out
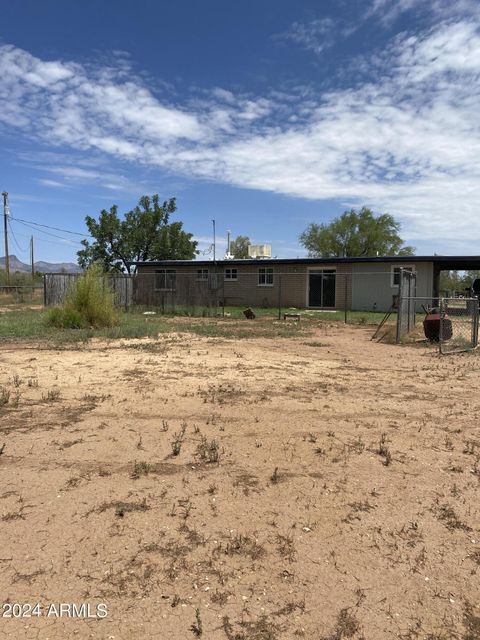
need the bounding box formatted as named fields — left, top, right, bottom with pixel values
left=128, top=256, right=480, bottom=312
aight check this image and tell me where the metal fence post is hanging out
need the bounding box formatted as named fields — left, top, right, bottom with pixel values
left=409, top=272, right=416, bottom=332
left=439, top=298, right=448, bottom=355
left=406, top=272, right=411, bottom=333
left=395, top=268, right=404, bottom=343
left=344, top=273, right=347, bottom=324
left=472, top=298, right=479, bottom=348
left=222, top=275, right=225, bottom=317
left=278, top=274, right=282, bottom=320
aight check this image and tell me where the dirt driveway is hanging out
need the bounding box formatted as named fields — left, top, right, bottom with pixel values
left=0, top=323, right=479, bottom=639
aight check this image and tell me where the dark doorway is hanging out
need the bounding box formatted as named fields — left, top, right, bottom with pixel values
left=308, top=270, right=336, bottom=308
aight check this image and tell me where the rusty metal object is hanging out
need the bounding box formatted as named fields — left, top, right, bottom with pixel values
left=423, top=308, right=452, bottom=342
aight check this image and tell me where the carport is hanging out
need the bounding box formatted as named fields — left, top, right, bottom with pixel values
left=432, top=256, right=480, bottom=297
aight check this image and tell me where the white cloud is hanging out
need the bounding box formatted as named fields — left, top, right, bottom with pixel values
left=277, top=18, right=337, bottom=55
left=37, top=178, right=66, bottom=188
left=366, top=0, right=479, bottom=26
left=366, top=0, right=422, bottom=26
left=34, top=163, right=150, bottom=193
left=0, top=44, right=205, bottom=148
left=2, top=16, right=480, bottom=251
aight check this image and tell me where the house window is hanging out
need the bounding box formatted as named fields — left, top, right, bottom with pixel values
left=155, top=269, right=176, bottom=290
left=197, top=268, right=209, bottom=281
left=391, top=265, right=414, bottom=287
left=224, top=268, right=238, bottom=281
left=258, top=267, right=274, bottom=286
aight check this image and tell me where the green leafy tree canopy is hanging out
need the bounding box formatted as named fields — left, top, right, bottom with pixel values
left=77, top=195, right=198, bottom=273
left=299, top=207, right=415, bottom=258
left=229, top=235, right=251, bottom=259
left=440, top=270, right=480, bottom=295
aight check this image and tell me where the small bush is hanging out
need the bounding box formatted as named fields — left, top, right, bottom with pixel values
left=171, top=423, right=187, bottom=456
left=131, top=460, right=150, bottom=478
left=196, top=436, right=220, bottom=463
left=46, top=264, right=118, bottom=329
left=378, top=433, right=392, bottom=466
left=0, top=387, right=10, bottom=407
left=171, top=435, right=183, bottom=456
left=42, top=389, right=61, bottom=402
left=47, top=307, right=83, bottom=329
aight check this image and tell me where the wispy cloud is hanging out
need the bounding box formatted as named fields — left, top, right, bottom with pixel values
left=365, top=0, right=422, bottom=26
left=1, top=13, right=480, bottom=250
left=40, top=165, right=143, bottom=192
left=19, top=151, right=156, bottom=193
left=277, top=0, right=480, bottom=58
left=276, top=18, right=337, bottom=56
left=367, top=0, right=479, bottom=26
left=37, top=178, right=66, bottom=188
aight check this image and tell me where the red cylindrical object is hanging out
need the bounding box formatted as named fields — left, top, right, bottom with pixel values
left=423, top=312, right=452, bottom=341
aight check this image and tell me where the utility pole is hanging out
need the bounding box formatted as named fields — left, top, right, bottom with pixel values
left=30, top=235, right=35, bottom=282
left=212, top=219, right=216, bottom=262
left=2, top=191, right=10, bottom=286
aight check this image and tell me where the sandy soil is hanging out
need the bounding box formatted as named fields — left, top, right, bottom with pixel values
left=0, top=305, right=43, bottom=315
left=0, top=323, right=479, bottom=640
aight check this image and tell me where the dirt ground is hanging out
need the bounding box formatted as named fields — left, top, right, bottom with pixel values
left=0, top=322, right=479, bottom=640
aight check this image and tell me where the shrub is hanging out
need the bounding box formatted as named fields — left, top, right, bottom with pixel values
left=0, top=387, right=10, bottom=407
left=47, top=307, right=83, bottom=329
left=196, top=436, right=220, bottom=463
left=46, top=263, right=118, bottom=329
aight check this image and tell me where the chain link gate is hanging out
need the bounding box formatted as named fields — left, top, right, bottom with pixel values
left=439, top=297, right=479, bottom=354
left=396, top=269, right=416, bottom=342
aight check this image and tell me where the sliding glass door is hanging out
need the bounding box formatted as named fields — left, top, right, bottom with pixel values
left=308, top=270, right=336, bottom=308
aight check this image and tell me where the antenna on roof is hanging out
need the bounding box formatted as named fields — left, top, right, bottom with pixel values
left=225, top=229, right=234, bottom=260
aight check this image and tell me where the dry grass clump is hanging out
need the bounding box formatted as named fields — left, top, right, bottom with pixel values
left=196, top=436, right=220, bottom=463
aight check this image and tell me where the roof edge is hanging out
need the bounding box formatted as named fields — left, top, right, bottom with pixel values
left=128, top=255, right=480, bottom=267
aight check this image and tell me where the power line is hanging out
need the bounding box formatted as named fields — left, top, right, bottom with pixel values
left=9, top=215, right=221, bottom=257
left=3, top=225, right=76, bottom=248
left=12, top=218, right=80, bottom=246
left=7, top=218, right=27, bottom=255
left=4, top=201, right=84, bottom=247
left=9, top=215, right=90, bottom=238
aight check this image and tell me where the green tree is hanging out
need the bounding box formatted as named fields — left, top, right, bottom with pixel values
left=229, top=235, right=251, bottom=259
left=439, top=270, right=462, bottom=295
left=440, top=269, right=480, bottom=294
left=465, top=270, right=480, bottom=287
left=77, top=195, right=198, bottom=273
left=299, top=207, right=415, bottom=258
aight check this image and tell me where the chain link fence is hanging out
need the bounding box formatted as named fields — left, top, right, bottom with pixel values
left=44, top=268, right=469, bottom=338
left=439, top=297, right=479, bottom=354
left=36, top=269, right=480, bottom=351
left=396, top=269, right=416, bottom=341
left=395, top=290, right=479, bottom=354
left=126, top=269, right=407, bottom=320
left=0, top=285, right=44, bottom=305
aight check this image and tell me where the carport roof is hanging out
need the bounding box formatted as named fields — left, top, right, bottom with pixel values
left=129, top=256, right=480, bottom=269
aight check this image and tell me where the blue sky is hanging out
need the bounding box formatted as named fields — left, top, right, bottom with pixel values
left=1, top=0, right=480, bottom=263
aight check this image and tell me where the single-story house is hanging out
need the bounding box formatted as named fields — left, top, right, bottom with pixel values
left=128, top=256, right=480, bottom=312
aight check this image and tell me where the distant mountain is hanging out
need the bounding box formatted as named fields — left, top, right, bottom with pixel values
left=0, top=255, right=29, bottom=272
left=33, top=260, right=83, bottom=274
left=0, top=255, right=82, bottom=274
